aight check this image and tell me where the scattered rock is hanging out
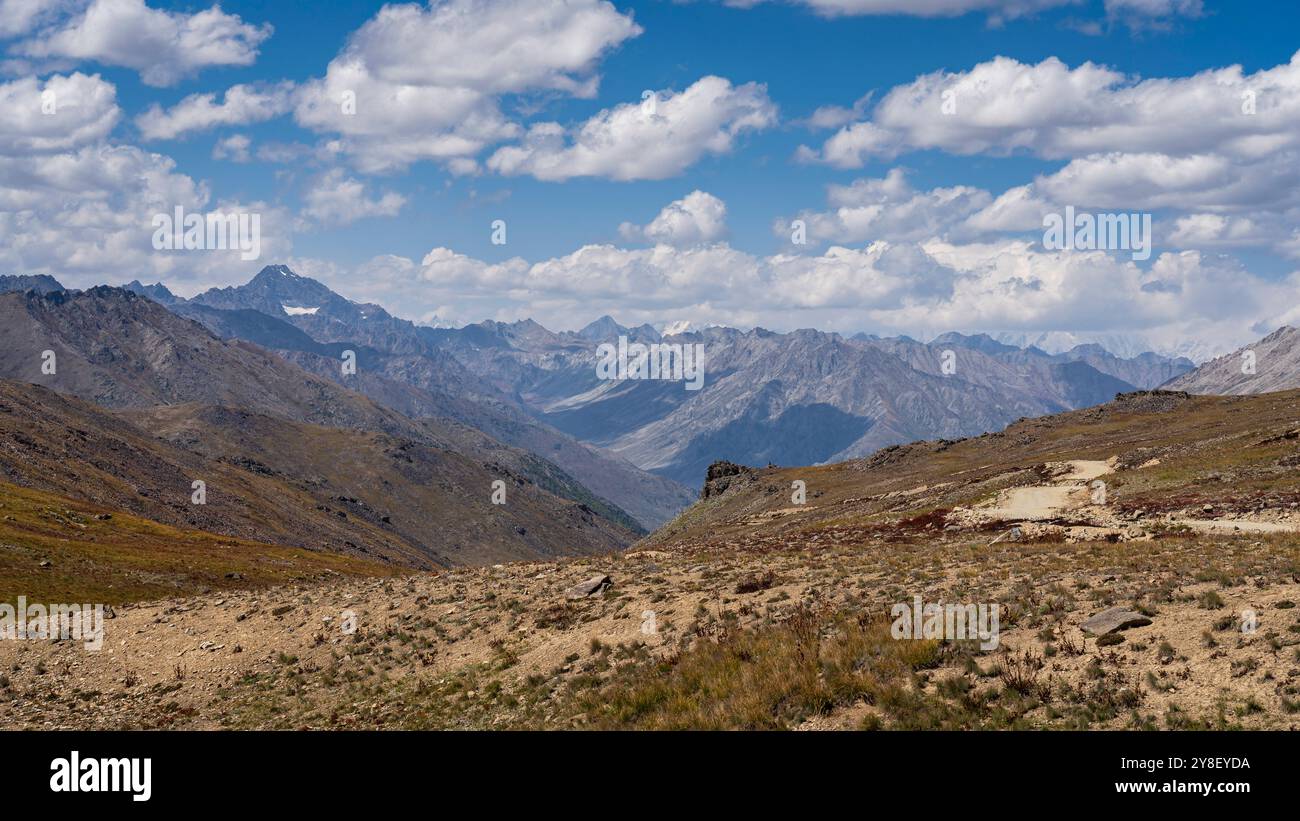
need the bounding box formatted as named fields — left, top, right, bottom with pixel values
left=1081, top=606, right=1152, bottom=635
left=565, top=575, right=612, bottom=600
left=988, top=526, right=1022, bottom=546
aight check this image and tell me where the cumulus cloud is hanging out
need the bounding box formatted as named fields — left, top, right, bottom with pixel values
left=487, top=76, right=777, bottom=181
left=0, top=71, right=118, bottom=154
left=293, top=0, right=640, bottom=174
left=11, top=0, right=272, bottom=86
left=801, top=52, right=1300, bottom=165
left=0, top=0, right=69, bottom=37
left=294, top=229, right=1287, bottom=358
left=136, top=82, right=294, bottom=141
left=775, top=168, right=994, bottom=245
left=299, top=168, right=406, bottom=227
left=620, top=190, right=728, bottom=246
left=796, top=51, right=1300, bottom=255
left=348, top=0, right=640, bottom=95
left=0, top=141, right=293, bottom=290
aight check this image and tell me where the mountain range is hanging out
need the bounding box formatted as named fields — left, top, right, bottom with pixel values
left=5, top=267, right=1208, bottom=498
left=0, top=285, right=642, bottom=566
left=414, top=310, right=1196, bottom=486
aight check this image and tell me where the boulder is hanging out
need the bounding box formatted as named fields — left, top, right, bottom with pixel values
left=1081, top=606, right=1152, bottom=635
left=565, top=575, right=612, bottom=600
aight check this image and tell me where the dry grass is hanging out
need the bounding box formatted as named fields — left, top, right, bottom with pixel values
left=0, top=480, right=398, bottom=605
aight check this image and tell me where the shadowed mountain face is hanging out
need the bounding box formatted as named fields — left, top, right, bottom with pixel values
left=0, top=288, right=644, bottom=564
left=1163, top=327, right=1300, bottom=395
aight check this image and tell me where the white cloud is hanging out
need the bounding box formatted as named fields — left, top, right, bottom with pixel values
left=300, top=229, right=1289, bottom=358
left=727, top=0, right=1077, bottom=20
left=801, top=52, right=1300, bottom=165
left=488, top=76, right=777, bottom=181
left=0, top=71, right=118, bottom=154
left=136, top=82, right=293, bottom=141
left=299, top=168, right=406, bottom=227
left=348, top=0, right=640, bottom=95
left=13, top=0, right=272, bottom=87
left=212, top=133, right=250, bottom=163
left=293, top=0, right=640, bottom=174
left=0, top=141, right=293, bottom=290
left=731, top=0, right=1203, bottom=27
left=796, top=51, right=1300, bottom=257
left=1105, top=0, right=1203, bottom=28
left=0, top=0, right=70, bottom=37
left=620, top=190, right=728, bottom=246
left=775, top=168, right=994, bottom=245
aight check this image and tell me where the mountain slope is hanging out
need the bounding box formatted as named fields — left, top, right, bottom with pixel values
left=0, top=288, right=645, bottom=557
left=0, top=479, right=397, bottom=606
left=644, top=388, right=1300, bottom=550
left=178, top=267, right=693, bottom=527
left=0, top=380, right=635, bottom=566
left=1163, top=326, right=1300, bottom=395
left=430, top=322, right=1165, bottom=487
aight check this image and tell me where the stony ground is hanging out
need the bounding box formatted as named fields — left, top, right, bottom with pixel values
left=4, top=525, right=1299, bottom=730
left=7, top=391, right=1300, bottom=730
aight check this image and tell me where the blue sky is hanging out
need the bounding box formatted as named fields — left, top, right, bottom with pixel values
left=3, top=0, right=1300, bottom=357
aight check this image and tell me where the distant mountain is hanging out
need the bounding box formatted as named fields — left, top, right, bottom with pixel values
left=0, top=287, right=644, bottom=561
left=121, top=280, right=179, bottom=304
left=930, top=333, right=1193, bottom=390
left=0, top=286, right=419, bottom=436
left=0, top=274, right=65, bottom=294
left=578, top=315, right=627, bottom=341
left=1163, top=326, right=1300, bottom=395
left=991, top=329, right=1221, bottom=364
left=178, top=267, right=694, bottom=527
left=424, top=323, right=1189, bottom=487
left=4, top=266, right=1193, bottom=503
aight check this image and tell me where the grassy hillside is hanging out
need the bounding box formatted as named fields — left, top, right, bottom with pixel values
left=0, top=480, right=398, bottom=606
